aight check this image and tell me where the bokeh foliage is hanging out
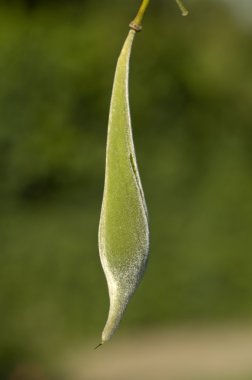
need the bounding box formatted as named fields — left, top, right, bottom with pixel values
left=1, top=0, right=252, bottom=376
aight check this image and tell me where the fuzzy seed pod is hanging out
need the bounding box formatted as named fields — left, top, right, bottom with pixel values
left=98, top=29, right=149, bottom=344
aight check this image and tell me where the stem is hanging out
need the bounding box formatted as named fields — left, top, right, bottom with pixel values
left=129, top=0, right=150, bottom=32
left=176, top=0, right=189, bottom=16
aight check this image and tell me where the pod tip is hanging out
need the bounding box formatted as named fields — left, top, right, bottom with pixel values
left=94, top=343, right=103, bottom=350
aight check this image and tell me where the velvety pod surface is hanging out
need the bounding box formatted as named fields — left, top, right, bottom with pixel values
left=98, top=30, right=149, bottom=344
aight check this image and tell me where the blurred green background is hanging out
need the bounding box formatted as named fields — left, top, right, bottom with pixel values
left=1, top=0, right=252, bottom=379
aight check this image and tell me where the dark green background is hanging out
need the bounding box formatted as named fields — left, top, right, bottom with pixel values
left=1, top=0, right=252, bottom=377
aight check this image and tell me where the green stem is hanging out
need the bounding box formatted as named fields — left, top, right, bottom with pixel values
left=129, top=0, right=150, bottom=32
left=176, top=0, right=189, bottom=16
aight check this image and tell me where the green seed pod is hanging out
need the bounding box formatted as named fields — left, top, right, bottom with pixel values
left=98, top=29, right=149, bottom=344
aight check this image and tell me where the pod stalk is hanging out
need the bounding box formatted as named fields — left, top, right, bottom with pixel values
left=130, top=0, right=150, bottom=32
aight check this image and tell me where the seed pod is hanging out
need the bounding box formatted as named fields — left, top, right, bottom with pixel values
left=98, top=29, right=149, bottom=344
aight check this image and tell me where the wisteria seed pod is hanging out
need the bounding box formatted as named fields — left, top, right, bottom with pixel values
left=98, top=29, right=149, bottom=344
